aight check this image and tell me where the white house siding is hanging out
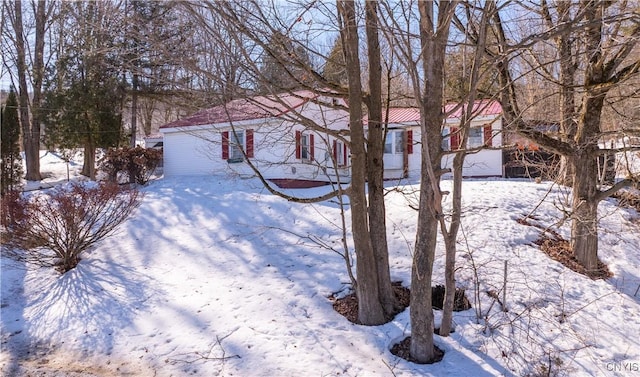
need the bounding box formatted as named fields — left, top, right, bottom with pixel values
left=383, top=115, right=504, bottom=179
left=161, top=101, right=351, bottom=184
left=382, top=125, right=422, bottom=180
left=162, top=127, right=221, bottom=176
left=441, top=149, right=504, bottom=177
left=442, top=116, right=503, bottom=177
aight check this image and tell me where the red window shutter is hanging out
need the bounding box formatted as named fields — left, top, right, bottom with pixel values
left=222, top=131, right=229, bottom=159
left=309, top=134, right=315, bottom=160
left=451, top=127, right=460, bottom=150
left=484, top=124, right=492, bottom=147
left=246, top=129, right=254, bottom=157
left=407, top=130, right=413, bottom=154
left=295, top=130, right=302, bottom=159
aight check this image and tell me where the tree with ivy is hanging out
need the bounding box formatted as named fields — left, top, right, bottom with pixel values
left=1, top=88, right=23, bottom=195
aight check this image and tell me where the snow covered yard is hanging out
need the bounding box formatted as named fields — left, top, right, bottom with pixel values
left=2, top=156, right=640, bottom=376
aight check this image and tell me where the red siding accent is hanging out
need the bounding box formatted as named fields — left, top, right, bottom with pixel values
left=222, top=131, right=229, bottom=159
left=450, top=127, right=460, bottom=150
left=295, top=130, right=302, bottom=159
left=246, top=129, right=254, bottom=157
left=270, top=179, right=331, bottom=189
left=309, top=134, right=315, bottom=160
left=407, top=130, right=413, bottom=154
left=484, top=124, right=492, bottom=147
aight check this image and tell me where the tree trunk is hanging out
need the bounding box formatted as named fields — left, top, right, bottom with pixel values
left=13, top=0, right=42, bottom=181
left=439, top=150, right=463, bottom=336
left=557, top=156, right=574, bottom=186
left=439, top=0, right=490, bottom=335
left=82, top=131, right=97, bottom=180
left=570, top=0, right=607, bottom=271
left=411, top=170, right=438, bottom=362
left=554, top=1, right=577, bottom=187
left=410, top=0, right=455, bottom=362
left=338, top=0, right=386, bottom=325
left=571, top=166, right=599, bottom=271
left=571, top=97, right=604, bottom=272
left=364, top=0, right=397, bottom=317
left=130, top=73, right=139, bottom=148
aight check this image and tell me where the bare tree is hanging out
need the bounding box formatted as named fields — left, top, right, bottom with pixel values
left=2, top=0, right=55, bottom=181
left=364, top=0, right=400, bottom=317
left=380, top=0, right=458, bottom=362
left=336, top=0, right=388, bottom=325
left=492, top=1, right=640, bottom=271
left=437, top=0, right=495, bottom=337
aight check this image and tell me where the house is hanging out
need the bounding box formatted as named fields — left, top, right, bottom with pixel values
left=160, top=93, right=504, bottom=187
left=442, top=100, right=504, bottom=177
left=372, top=108, right=421, bottom=180
left=373, top=100, right=504, bottom=179
left=159, top=90, right=351, bottom=188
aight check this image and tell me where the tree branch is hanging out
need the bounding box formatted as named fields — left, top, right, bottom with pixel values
left=597, top=177, right=639, bottom=201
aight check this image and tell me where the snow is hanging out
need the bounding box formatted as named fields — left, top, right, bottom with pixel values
left=2, top=153, right=640, bottom=376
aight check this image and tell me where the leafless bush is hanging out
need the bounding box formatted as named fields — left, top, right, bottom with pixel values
left=100, top=146, right=162, bottom=185
left=1, top=182, right=142, bottom=273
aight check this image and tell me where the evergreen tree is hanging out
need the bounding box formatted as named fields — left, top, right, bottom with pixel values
left=444, top=44, right=499, bottom=102
left=122, top=0, right=195, bottom=145
left=42, top=1, right=124, bottom=180
left=258, top=31, right=312, bottom=93
left=1, top=88, right=23, bottom=194
left=323, top=37, right=348, bottom=86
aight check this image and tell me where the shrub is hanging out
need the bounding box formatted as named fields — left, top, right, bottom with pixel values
left=101, top=146, right=162, bottom=185
left=1, top=182, right=142, bottom=273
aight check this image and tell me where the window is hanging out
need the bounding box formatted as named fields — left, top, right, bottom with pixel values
left=295, top=131, right=314, bottom=161
left=445, top=125, right=492, bottom=150
left=385, top=130, right=404, bottom=155
left=384, top=132, right=394, bottom=154
left=335, top=141, right=345, bottom=166
left=222, top=129, right=254, bottom=162
left=333, top=140, right=347, bottom=167
left=301, top=134, right=310, bottom=160
left=467, top=124, right=493, bottom=149
left=230, top=130, right=245, bottom=160
left=467, top=127, right=483, bottom=148
left=384, top=129, right=413, bottom=155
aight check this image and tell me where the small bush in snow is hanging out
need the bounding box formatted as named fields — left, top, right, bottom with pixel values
left=101, top=146, right=162, bottom=185
left=1, top=182, right=141, bottom=273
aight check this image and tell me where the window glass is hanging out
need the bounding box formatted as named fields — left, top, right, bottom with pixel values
left=468, top=127, right=483, bottom=148
left=230, top=130, right=245, bottom=160
left=301, top=134, right=309, bottom=160
left=384, top=132, right=393, bottom=154
left=384, top=130, right=403, bottom=155
left=442, top=128, right=450, bottom=151
left=394, top=131, right=404, bottom=154
left=336, top=141, right=344, bottom=166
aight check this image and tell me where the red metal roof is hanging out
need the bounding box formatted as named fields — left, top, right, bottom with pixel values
left=365, top=99, right=502, bottom=125
left=162, top=94, right=502, bottom=130
left=159, top=90, right=319, bottom=129
left=383, top=108, right=422, bottom=124
left=444, top=99, right=502, bottom=119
